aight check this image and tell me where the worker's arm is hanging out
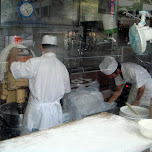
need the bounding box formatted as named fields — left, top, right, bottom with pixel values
left=132, top=84, right=145, bottom=106
left=108, top=84, right=123, bottom=103
left=8, top=48, right=19, bottom=72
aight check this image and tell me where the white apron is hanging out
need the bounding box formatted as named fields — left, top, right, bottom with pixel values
left=127, top=79, right=152, bottom=107
left=21, top=96, right=62, bottom=135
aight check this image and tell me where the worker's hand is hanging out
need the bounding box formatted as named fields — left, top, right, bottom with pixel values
left=132, top=100, right=139, bottom=106
left=108, top=100, right=114, bottom=103
left=8, top=48, right=19, bottom=72
left=10, top=48, right=19, bottom=56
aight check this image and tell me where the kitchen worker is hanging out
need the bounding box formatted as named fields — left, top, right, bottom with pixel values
left=99, top=56, right=152, bottom=108
left=9, top=35, right=71, bottom=135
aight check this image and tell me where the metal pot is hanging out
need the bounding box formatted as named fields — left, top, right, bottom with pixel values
left=0, top=102, right=26, bottom=140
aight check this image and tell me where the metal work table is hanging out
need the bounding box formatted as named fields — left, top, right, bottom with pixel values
left=0, top=112, right=152, bottom=152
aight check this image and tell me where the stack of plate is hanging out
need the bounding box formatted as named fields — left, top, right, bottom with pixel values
left=119, top=106, right=149, bottom=121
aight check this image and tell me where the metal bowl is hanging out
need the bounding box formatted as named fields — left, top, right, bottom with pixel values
left=0, top=102, right=27, bottom=140
left=0, top=102, right=26, bottom=127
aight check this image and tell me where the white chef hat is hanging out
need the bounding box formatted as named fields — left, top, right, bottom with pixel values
left=99, top=56, right=118, bottom=75
left=41, top=35, right=57, bottom=46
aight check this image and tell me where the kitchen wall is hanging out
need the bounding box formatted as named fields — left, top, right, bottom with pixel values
left=0, top=0, right=152, bottom=89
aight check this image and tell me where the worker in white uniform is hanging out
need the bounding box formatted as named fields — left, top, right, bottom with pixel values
left=99, top=56, right=152, bottom=107
left=9, top=35, right=71, bottom=135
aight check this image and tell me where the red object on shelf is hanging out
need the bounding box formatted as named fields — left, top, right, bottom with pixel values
left=15, top=37, right=22, bottom=44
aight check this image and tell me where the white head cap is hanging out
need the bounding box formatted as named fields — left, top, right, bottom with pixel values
left=99, top=56, right=118, bottom=75
left=41, top=35, right=57, bottom=46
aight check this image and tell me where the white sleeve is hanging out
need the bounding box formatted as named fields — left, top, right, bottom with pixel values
left=133, top=71, right=146, bottom=88
left=63, top=66, right=71, bottom=93
left=11, top=59, right=35, bottom=79
left=114, top=74, right=124, bottom=86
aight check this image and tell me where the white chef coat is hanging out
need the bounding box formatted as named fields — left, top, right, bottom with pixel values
left=114, top=63, right=152, bottom=107
left=11, top=52, right=71, bottom=135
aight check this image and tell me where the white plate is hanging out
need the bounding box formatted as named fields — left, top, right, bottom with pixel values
left=119, top=112, right=147, bottom=121
left=120, top=106, right=149, bottom=118
left=119, top=111, right=149, bottom=119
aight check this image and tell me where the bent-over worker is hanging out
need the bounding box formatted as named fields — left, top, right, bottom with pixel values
left=99, top=56, right=152, bottom=108
left=9, top=35, right=71, bottom=135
